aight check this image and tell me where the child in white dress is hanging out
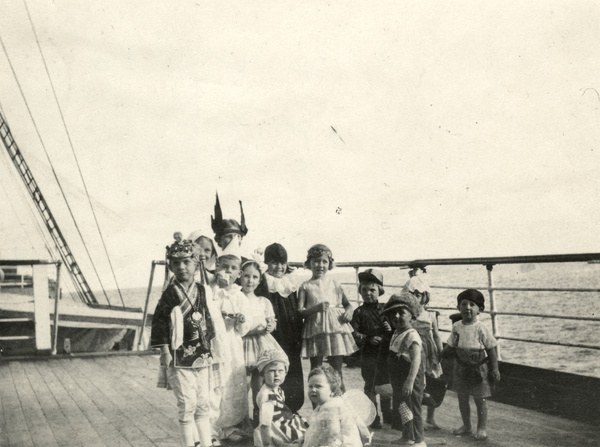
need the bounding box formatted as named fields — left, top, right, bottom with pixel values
left=240, top=261, right=286, bottom=409
left=210, top=253, right=250, bottom=442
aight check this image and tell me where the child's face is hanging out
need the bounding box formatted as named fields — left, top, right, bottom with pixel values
left=240, top=265, right=261, bottom=294
left=308, top=373, right=332, bottom=406
left=458, top=299, right=480, bottom=323
left=262, top=361, right=287, bottom=388
left=196, top=238, right=214, bottom=262
left=309, top=254, right=330, bottom=279
left=169, top=257, right=198, bottom=285
left=390, top=307, right=413, bottom=330
left=360, top=283, right=380, bottom=303
left=267, top=261, right=287, bottom=279
left=216, top=257, right=241, bottom=287
left=217, top=233, right=239, bottom=249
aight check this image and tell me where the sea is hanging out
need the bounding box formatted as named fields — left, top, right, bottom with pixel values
left=116, top=261, right=600, bottom=379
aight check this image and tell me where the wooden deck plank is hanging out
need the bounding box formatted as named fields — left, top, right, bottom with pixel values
left=7, top=361, right=57, bottom=447
left=10, top=362, right=78, bottom=446
left=33, top=360, right=106, bottom=446
left=47, top=357, right=121, bottom=447
left=0, top=362, right=34, bottom=447
left=98, top=355, right=182, bottom=433
left=56, top=357, right=148, bottom=447
left=68, top=356, right=168, bottom=447
left=77, top=357, right=179, bottom=446
left=1, top=354, right=599, bottom=447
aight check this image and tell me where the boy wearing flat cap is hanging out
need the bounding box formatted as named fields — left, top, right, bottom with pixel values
left=381, top=292, right=425, bottom=447
left=351, top=269, right=393, bottom=429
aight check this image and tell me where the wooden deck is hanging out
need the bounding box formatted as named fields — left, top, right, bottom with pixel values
left=0, top=353, right=598, bottom=447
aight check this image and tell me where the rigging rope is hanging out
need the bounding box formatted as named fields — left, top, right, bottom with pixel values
left=22, top=0, right=125, bottom=307
left=0, top=34, right=112, bottom=306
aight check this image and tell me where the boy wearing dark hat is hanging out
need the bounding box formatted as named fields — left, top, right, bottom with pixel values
left=381, top=291, right=426, bottom=447
left=440, top=289, right=500, bottom=441
left=255, top=243, right=305, bottom=413
left=350, top=269, right=393, bottom=429
left=151, top=233, right=224, bottom=447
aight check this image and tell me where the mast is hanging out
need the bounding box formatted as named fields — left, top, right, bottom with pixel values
left=0, top=109, right=98, bottom=304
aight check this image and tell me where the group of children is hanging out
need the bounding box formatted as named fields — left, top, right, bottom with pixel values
left=351, top=270, right=500, bottom=446
left=149, top=197, right=499, bottom=447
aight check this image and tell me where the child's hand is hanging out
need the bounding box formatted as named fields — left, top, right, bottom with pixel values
left=341, top=308, right=354, bottom=323
left=216, top=271, right=230, bottom=288
left=382, top=320, right=392, bottom=332
left=370, top=336, right=382, bottom=346
left=160, top=352, right=172, bottom=367
left=265, top=319, right=276, bottom=333
left=235, top=313, right=246, bottom=324
left=319, top=302, right=330, bottom=312
left=490, top=368, right=501, bottom=383
left=402, top=380, right=414, bottom=397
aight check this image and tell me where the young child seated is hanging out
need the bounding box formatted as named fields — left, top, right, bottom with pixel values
left=210, top=253, right=250, bottom=442
left=254, top=350, right=308, bottom=447
left=380, top=292, right=425, bottom=447
left=303, top=365, right=371, bottom=447
left=440, top=289, right=500, bottom=441
left=351, top=268, right=394, bottom=429
left=151, top=234, right=226, bottom=447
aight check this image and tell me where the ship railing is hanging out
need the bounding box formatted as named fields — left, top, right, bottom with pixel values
left=0, top=260, right=62, bottom=355
left=139, top=253, right=600, bottom=355
left=289, top=253, right=600, bottom=354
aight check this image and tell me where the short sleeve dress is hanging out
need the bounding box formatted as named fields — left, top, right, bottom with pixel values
left=243, top=294, right=286, bottom=369
left=300, top=276, right=358, bottom=358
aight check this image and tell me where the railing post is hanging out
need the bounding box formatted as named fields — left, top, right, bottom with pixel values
left=486, top=264, right=500, bottom=355
left=32, top=264, right=51, bottom=353
left=137, top=261, right=157, bottom=350
left=52, top=262, right=61, bottom=355
left=355, top=266, right=361, bottom=305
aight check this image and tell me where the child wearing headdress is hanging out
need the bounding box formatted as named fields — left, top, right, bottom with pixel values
left=254, top=350, right=308, bottom=447
left=298, top=244, right=358, bottom=391
left=440, top=289, right=500, bottom=441
left=210, top=244, right=251, bottom=443
left=255, top=243, right=306, bottom=413
left=351, top=268, right=394, bottom=429
left=404, top=272, right=445, bottom=430
left=151, top=234, right=227, bottom=447
left=211, top=193, right=248, bottom=252
left=380, top=292, right=425, bottom=447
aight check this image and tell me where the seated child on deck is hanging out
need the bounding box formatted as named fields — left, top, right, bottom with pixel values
left=254, top=350, right=308, bottom=447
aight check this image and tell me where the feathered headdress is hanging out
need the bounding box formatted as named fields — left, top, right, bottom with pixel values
left=211, top=193, right=248, bottom=241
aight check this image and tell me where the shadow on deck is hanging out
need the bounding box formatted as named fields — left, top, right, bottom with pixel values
left=0, top=353, right=598, bottom=447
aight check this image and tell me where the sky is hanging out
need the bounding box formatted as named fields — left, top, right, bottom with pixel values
left=0, top=1, right=599, bottom=294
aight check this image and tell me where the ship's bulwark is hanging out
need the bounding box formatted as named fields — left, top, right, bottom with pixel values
left=0, top=353, right=598, bottom=447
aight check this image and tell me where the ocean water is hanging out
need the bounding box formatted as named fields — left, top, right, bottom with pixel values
left=120, top=261, right=600, bottom=378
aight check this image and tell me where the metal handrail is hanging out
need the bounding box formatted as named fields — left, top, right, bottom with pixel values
left=141, top=253, right=600, bottom=354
